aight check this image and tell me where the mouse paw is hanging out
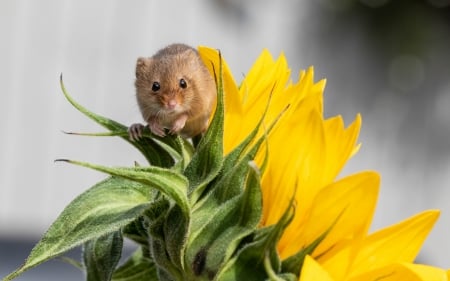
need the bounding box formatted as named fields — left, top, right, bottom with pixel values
left=128, top=123, right=145, bottom=141
left=149, top=120, right=166, bottom=137
left=169, top=114, right=188, bottom=135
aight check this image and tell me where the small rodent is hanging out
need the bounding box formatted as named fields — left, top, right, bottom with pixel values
left=128, top=43, right=217, bottom=140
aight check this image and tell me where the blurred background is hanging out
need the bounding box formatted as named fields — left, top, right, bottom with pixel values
left=1, top=0, right=449, bottom=279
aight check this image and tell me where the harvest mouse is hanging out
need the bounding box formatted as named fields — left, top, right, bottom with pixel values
left=128, top=43, right=217, bottom=140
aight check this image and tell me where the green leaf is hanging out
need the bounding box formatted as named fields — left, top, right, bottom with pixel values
left=58, top=159, right=190, bottom=217
left=185, top=51, right=225, bottom=204
left=60, top=75, right=126, bottom=133
left=83, top=231, right=123, bottom=281
left=60, top=76, right=193, bottom=168
left=3, top=176, right=153, bottom=281
left=112, top=248, right=158, bottom=281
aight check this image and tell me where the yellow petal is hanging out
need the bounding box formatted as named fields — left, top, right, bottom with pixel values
left=200, top=46, right=444, bottom=281
left=349, top=210, right=440, bottom=278
left=299, top=256, right=335, bottom=281
left=278, top=171, right=379, bottom=259
left=260, top=109, right=326, bottom=228
left=198, top=46, right=241, bottom=113
left=288, top=67, right=324, bottom=117
left=315, top=172, right=380, bottom=257
left=349, top=262, right=448, bottom=281
left=241, top=50, right=290, bottom=114
left=235, top=51, right=298, bottom=154
left=320, top=239, right=359, bottom=281
left=401, top=263, right=448, bottom=281
left=320, top=210, right=440, bottom=280
left=322, top=114, right=362, bottom=184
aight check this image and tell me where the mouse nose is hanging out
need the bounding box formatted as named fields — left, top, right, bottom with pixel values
left=168, top=99, right=178, bottom=109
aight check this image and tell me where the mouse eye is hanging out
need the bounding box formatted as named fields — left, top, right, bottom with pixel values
left=179, top=78, right=187, bottom=89
left=151, top=82, right=160, bottom=92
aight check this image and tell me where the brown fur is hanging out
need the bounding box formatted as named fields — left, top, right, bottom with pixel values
left=130, top=43, right=217, bottom=139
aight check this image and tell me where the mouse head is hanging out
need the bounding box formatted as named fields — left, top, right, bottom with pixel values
left=135, top=49, right=202, bottom=120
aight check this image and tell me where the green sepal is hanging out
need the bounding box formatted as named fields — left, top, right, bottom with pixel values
left=281, top=211, right=343, bottom=276
left=57, top=159, right=190, bottom=217
left=139, top=131, right=194, bottom=171
left=264, top=255, right=298, bottom=281
left=214, top=228, right=270, bottom=281
left=215, top=199, right=295, bottom=281
left=58, top=256, right=84, bottom=271
left=83, top=231, right=124, bottom=281
left=189, top=90, right=278, bottom=219
left=163, top=205, right=189, bottom=271
left=60, top=75, right=194, bottom=168
left=3, top=176, right=153, bottom=281
left=143, top=198, right=183, bottom=281
left=206, top=94, right=284, bottom=205
left=217, top=83, right=285, bottom=183
left=280, top=232, right=328, bottom=276
left=112, top=248, right=158, bottom=281
left=188, top=129, right=264, bottom=232
left=205, top=162, right=263, bottom=271
left=184, top=162, right=262, bottom=280
left=123, top=217, right=150, bottom=247
left=265, top=273, right=298, bottom=281
left=185, top=50, right=224, bottom=204
left=185, top=114, right=274, bottom=275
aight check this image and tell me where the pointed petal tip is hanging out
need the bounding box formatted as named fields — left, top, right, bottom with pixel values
left=425, top=209, right=441, bottom=219
left=354, top=170, right=381, bottom=185
left=306, top=65, right=315, bottom=74
left=409, top=209, right=441, bottom=223
left=354, top=113, right=362, bottom=126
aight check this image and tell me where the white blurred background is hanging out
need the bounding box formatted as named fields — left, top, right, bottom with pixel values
left=1, top=0, right=449, bottom=279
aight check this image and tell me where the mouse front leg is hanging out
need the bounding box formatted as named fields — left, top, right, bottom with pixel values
left=148, top=116, right=166, bottom=137
left=169, top=113, right=188, bottom=135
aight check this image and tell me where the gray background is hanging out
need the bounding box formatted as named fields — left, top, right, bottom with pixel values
left=1, top=0, right=449, bottom=279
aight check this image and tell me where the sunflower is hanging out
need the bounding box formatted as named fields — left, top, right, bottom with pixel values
left=198, top=46, right=447, bottom=281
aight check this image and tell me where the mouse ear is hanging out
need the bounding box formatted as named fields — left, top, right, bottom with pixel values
left=135, top=57, right=152, bottom=79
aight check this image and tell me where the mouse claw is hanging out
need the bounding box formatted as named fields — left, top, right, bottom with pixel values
left=149, top=121, right=166, bottom=137
left=169, top=125, right=182, bottom=135
left=128, top=123, right=144, bottom=141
